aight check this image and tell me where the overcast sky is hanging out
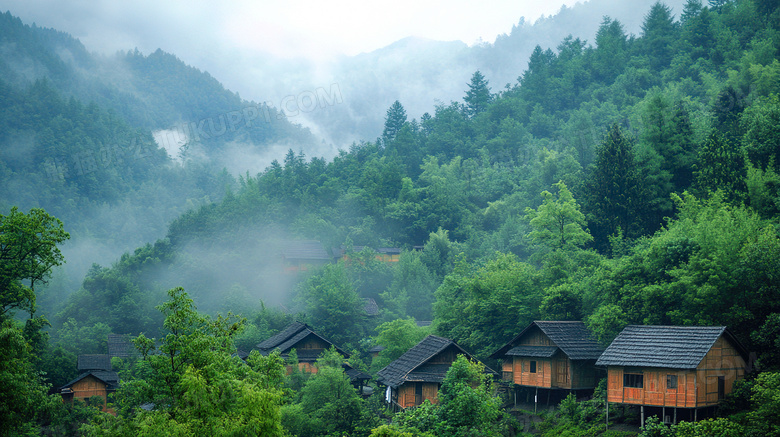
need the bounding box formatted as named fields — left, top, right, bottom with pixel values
left=4, top=0, right=581, bottom=61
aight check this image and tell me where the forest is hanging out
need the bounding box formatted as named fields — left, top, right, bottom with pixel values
left=2, top=0, right=780, bottom=435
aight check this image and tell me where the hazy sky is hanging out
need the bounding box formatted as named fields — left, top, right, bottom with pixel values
left=5, top=0, right=581, bottom=60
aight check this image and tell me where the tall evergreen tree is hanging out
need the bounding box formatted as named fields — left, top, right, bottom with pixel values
left=694, top=132, right=747, bottom=202
left=582, top=125, right=644, bottom=251
left=591, top=17, right=628, bottom=83
left=463, top=70, right=492, bottom=118
left=639, top=2, right=678, bottom=71
left=680, top=0, right=703, bottom=24
left=382, top=100, right=407, bottom=143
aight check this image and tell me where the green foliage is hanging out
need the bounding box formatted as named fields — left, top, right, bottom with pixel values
left=436, top=356, right=505, bottom=435
left=0, top=207, right=69, bottom=317
left=0, top=318, right=57, bottom=437
left=296, top=263, right=366, bottom=348
left=675, top=418, right=745, bottom=437
left=525, top=180, right=592, bottom=253
left=434, top=253, right=542, bottom=359
left=91, top=287, right=287, bottom=436
left=383, top=100, right=408, bottom=143
left=694, top=132, right=747, bottom=202
left=638, top=416, right=675, bottom=437
left=284, top=348, right=378, bottom=436
left=380, top=249, right=438, bottom=320
left=371, top=318, right=430, bottom=372
left=582, top=125, right=646, bottom=251
left=7, top=2, right=780, bottom=434
left=745, top=372, right=780, bottom=436
left=464, top=71, right=493, bottom=118
left=385, top=356, right=511, bottom=437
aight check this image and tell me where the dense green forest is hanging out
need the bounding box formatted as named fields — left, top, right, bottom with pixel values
left=3, top=0, right=780, bottom=435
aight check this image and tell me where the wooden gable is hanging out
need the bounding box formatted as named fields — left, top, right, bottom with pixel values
left=61, top=374, right=116, bottom=415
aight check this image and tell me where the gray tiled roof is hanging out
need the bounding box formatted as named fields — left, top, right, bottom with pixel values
left=255, top=321, right=347, bottom=359
left=108, top=334, right=135, bottom=359
left=491, top=321, right=603, bottom=360
left=595, top=325, right=741, bottom=369
left=506, top=346, right=559, bottom=358
left=77, top=354, right=112, bottom=371
left=376, top=335, right=496, bottom=388
left=62, top=370, right=120, bottom=390
left=363, top=298, right=379, bottom=316
left=257, top=321, right=308, bottom=351
left=281, top=240, right=331, bottom=260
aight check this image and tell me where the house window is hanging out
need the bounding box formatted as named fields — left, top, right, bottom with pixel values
left=530, top=361, right=537, bottom=373
left=667, top=375, right=678, bottom=389
left=624, top=373, right=644, bottom=388
left=415, top=382, right=423, bottom=405
left=718, top=376, right=725, bottom=400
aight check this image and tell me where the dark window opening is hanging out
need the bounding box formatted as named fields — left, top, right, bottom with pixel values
left=624, top=373, right=644, bottom=388
left=718, top=376, right=725, bottom=400
left=530, top=360, right=537, bottom=373
left=667, top=375, right=678, bottom=389
left=415, top=382, right=423, bottom=405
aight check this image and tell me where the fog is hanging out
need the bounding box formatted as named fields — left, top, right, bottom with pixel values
left=6, top=0, right=687, bottom=146
left=3, top=0, right=687, bottom=319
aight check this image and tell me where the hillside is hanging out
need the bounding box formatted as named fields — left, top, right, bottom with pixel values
left=0, top=10, right=318, bottom=297
left=1, top=0, right=780, bottom=435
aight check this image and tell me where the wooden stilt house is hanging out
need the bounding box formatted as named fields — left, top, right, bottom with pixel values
left=60, top=354, right=119, bottom=414
left=596, top=325, right=749, bottom=424
left=490, top=321, right=604, bottom=391
left=256, top=321, right=370, bottom=386
left=376, top=335, right=497, bottom=409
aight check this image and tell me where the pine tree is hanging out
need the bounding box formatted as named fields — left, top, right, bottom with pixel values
left=382, top=100, right=407, bottom=143
left=640, top=2, right=678, bottom=71
left=582, top=125, right=644, bottom=251
left=463, top=70, right=492, bottom=117
left=694, top=132, right=747, bottom=202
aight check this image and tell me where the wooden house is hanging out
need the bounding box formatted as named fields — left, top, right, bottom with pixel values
left=376, top=335, right=497, bottom=409
left=60, top=354, right=119, bottom=414
left=334, top=246, right=403, bottom=264
left=490, top=321, right=604, bottom=393
left=596, top=325, right=749, bottom=424
left=363, top=298, right=380, bottom=317
left=280, top=240, right=332, bottom=273
left=256, top=321, right=370, bottom=386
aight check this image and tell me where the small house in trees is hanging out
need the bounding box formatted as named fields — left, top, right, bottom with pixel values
left=334, top=246, right=403, bottom=263
left=376, top=335, right=497, bottom=409
left=60, top=354, right=119, bottom=414
left=490, top=321, right=604, bottom=396
left=256, top=321, right=370, bottom=386
left=362, top=298, right=379, bottom=317
left=596, top=325, right=749, bottom=424
left=280, top=240, right=332, bottom=273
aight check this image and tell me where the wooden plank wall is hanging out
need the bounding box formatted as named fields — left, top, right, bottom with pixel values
left=398, top=382, right=439, bottom=408
left=517, top=329, right=554, bottom=347
left=607, top=336, right=745, bottom=407
left=513, top=357, right=552, bottom=387
left=696, top=337, right=745, bottom=406
left=608, top=367, right=698, bottom=407
left=429, top=347, right=458, bottom=365
left=68, top=376, right=114, bottom=414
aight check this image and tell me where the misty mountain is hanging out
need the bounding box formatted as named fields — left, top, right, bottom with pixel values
left=0, top=10, right=321, bottom=301
left=227, top=0, right=689, bottom=145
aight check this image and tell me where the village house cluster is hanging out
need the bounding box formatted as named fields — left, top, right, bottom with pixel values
left=63, top=318, right=749, bottom=427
